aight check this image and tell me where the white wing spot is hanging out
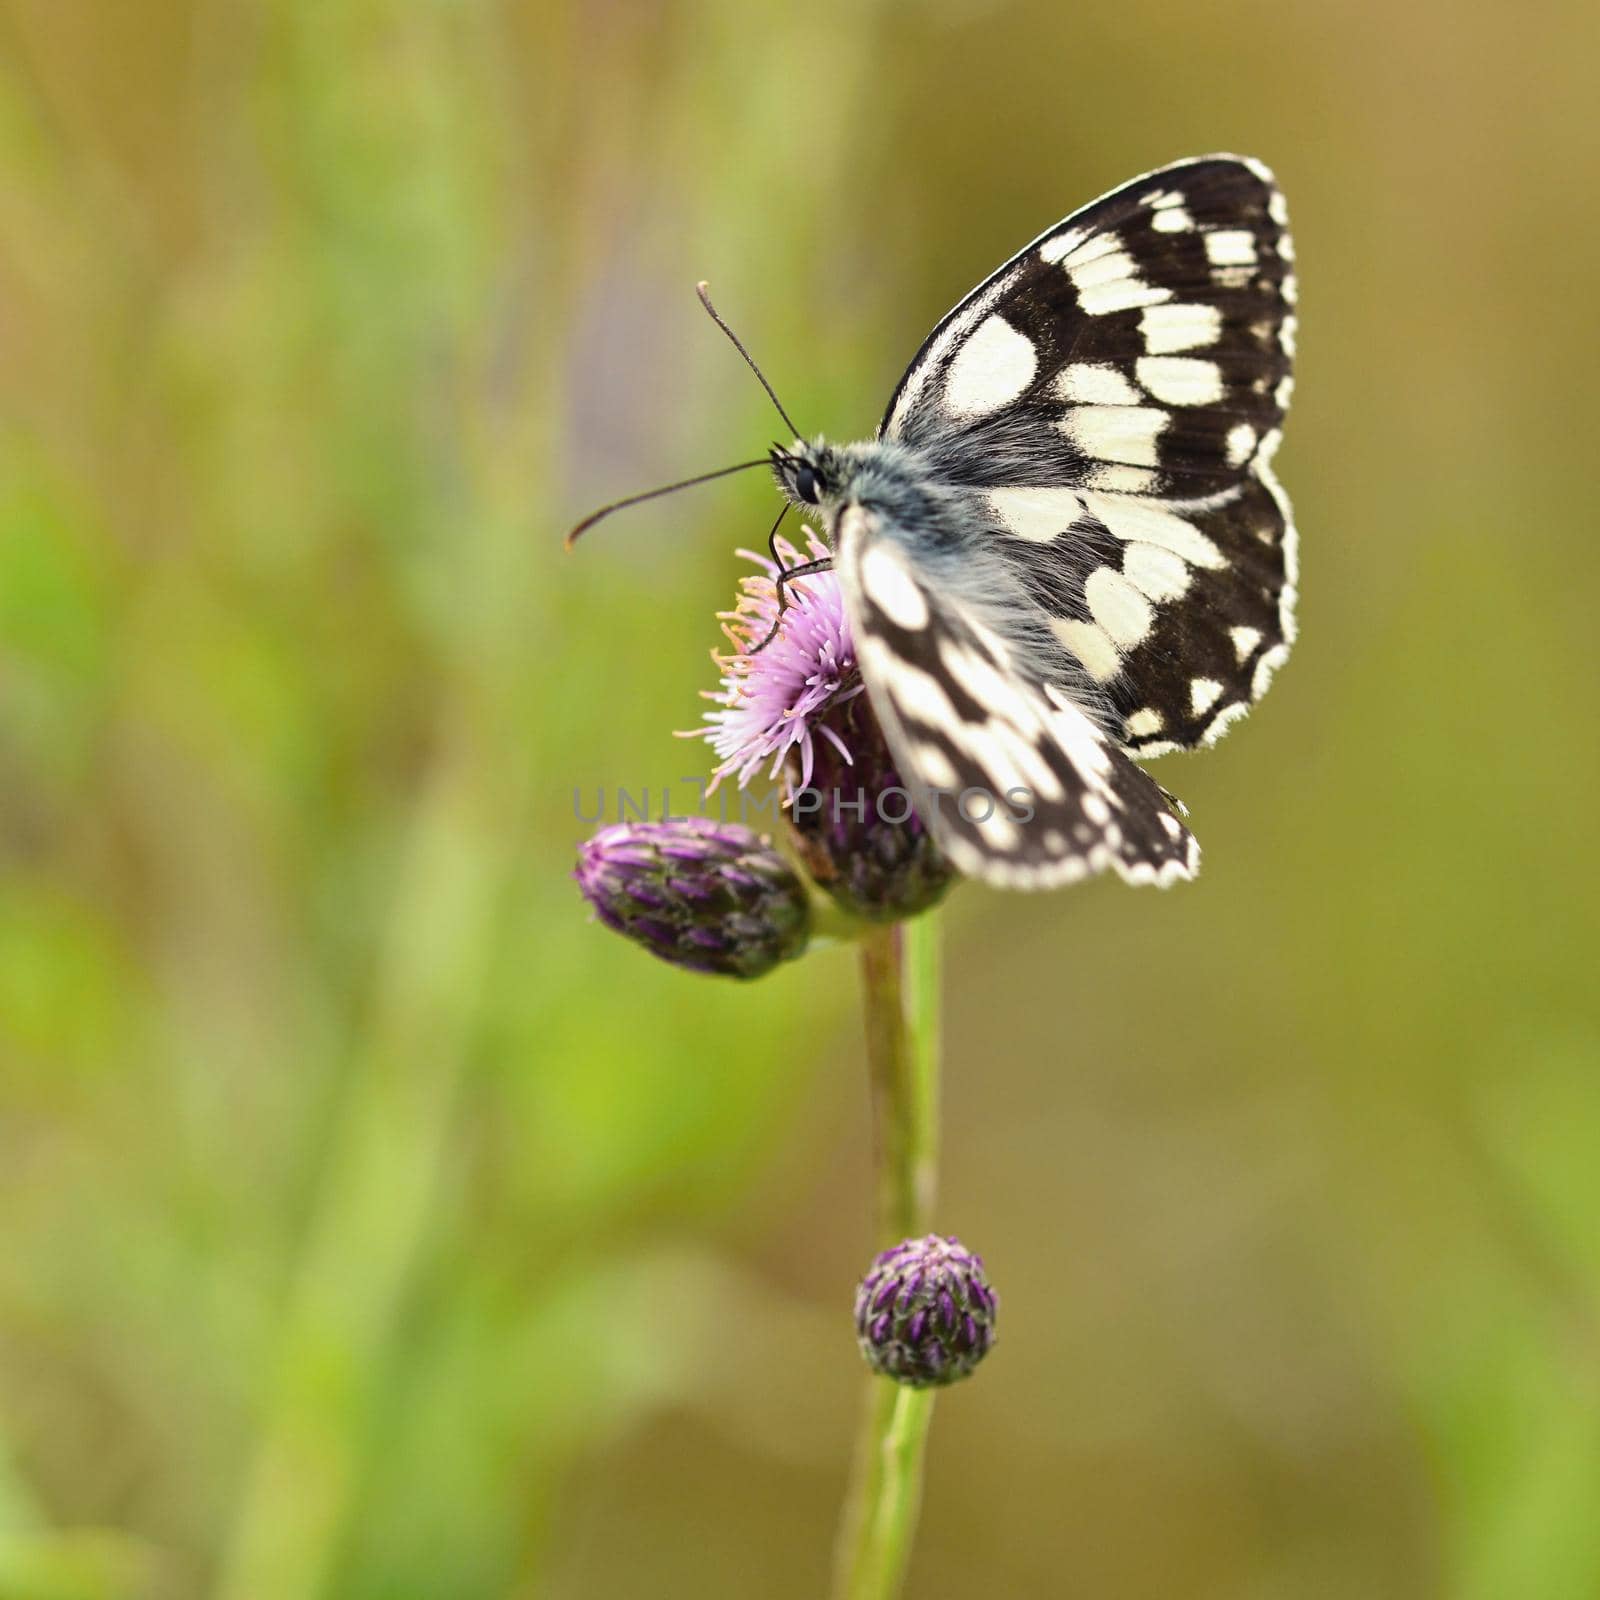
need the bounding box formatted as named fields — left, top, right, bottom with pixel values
left=1225, top=422, right=1257, bottom=467
left=1140, top=303, right=1223, bottom=355
left=1057, top=363, right=1141, bottom=405
left=981, top=718, right=1066, bottom=803
left=1061, top=406, right=1167, bottom=467
left=942, top=314, right=1037, bottom=418
left=1150, top=205, right=1193, bottom=233
left=1049, top=617, right=1121, bottom=683
left=858, top=543, right=929, bottom=630
left=1080, top=277, right=1173, bottom=316
left=910, top=742, right=959, bottom=789
left=1159, top=811, right=1183, bottom=839
left=1122, top=541, right=1190, bottom=603
left=1204, top=229, right=1257, bottom=267
left=1082, top=792, right=1112, bottom=827
left=1039, top=683, right=1115, bottom=778
left=973, top=810, right=1022, bottom=852
left=880, top=659, right=968, bottom=735
left=1037, top=228, right=1087, bottom=264
left=1135, top=355, right=1224, bottom=406
left=1060, top=230, right=1124, bottom=268
left=883, top=285, right=994, bottom=436
left=1061, top=240, right=1175, bottom=316
left=987, top=486, right=1083, bottom=544
left=1190, top=677, right=1225, bottom=716
left=1066, top=243, right=1136, bottom=291
left=1230, top=625, right=1263, bottom=662
left=937, top=640, right=1018, bottom=728
left=1079, top=492, right=1225, bottom=568
left=1085, top=566, right=1155, bottom=648
left=1125, top=707, right=1165, bottom=738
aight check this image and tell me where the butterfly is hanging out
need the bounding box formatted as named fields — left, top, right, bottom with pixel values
left=577, top=155, right=1297, bottom=890
left=765, top=154, right=1298, bottom=889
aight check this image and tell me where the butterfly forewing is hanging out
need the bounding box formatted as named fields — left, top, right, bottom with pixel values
left=878, top=155, right=1297, bottom=754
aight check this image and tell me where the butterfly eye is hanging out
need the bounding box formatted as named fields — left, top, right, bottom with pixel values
left=794, top=465, right=820, bottom=504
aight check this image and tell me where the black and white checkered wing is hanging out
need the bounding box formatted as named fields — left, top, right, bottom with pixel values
left=838, top=513, right=1198, bottom=890
left=883, top=155, right=1297, bottom=754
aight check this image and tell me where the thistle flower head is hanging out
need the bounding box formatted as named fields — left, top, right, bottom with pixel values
left=693, top=529, right=865, bottom=790
left=575, top=816, right=810, bottom=979
left=854, top=1234, right=998, bottom=1387
left=689, top=530, right=955, bottom=920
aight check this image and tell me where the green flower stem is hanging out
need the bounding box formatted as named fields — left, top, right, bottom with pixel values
left=833, top=911, right=942, bottom=1600
left=843, top=1386, right=937, bottom=1599
left=860, top=915, right=941, bottom=1241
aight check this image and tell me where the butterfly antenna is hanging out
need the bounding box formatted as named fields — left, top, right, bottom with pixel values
left=565, top=458, right=773, bottom=549
left=696, top=282, right=806, bottom=440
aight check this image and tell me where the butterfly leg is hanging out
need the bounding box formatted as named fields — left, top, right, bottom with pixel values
left=747, top=557, right=835, bottom=655
left=764, top=501, right=792, bottom=571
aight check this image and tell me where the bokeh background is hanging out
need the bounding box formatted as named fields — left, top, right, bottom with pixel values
left=3, top=1, right=1599, bottom=1596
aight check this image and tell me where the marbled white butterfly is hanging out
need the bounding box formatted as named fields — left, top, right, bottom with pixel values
left=583, top=156, right=1298, bottom=890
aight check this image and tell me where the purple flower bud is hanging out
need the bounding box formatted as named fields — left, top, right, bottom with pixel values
left=575, top=817, right=811, bottom=980
left=852, top=1234, right=998, bottom=1388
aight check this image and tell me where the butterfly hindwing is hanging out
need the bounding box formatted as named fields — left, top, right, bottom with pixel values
left=880, top=155, right=1297, bottom=752
left=974, top=473, right=1296, bottom=753
left=837, top=509, right=1199, bottom=889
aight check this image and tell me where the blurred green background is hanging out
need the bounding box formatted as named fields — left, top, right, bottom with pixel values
left=3, top=1, right=1599, bottom=1596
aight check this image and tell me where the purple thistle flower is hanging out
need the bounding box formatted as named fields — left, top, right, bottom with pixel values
left=853, top=1234, right=998, bottom=1388
left=689, top=530, right=955, bottom=921
left=575, top=816, right=811, bottom=980
left=691, top=529, right=865, bottom=791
